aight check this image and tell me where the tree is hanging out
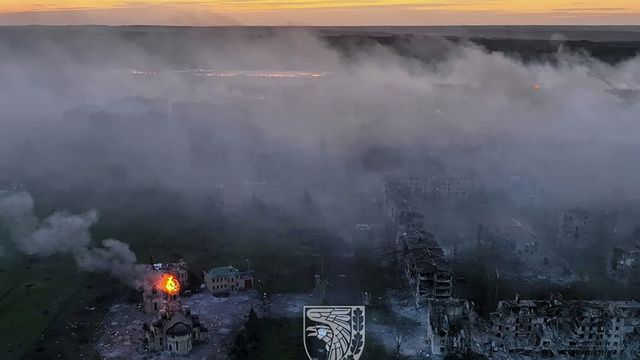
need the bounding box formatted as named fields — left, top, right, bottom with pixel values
left=392, top=328, right=406, bottom=358
left=246, top=307, right=260, bottom=343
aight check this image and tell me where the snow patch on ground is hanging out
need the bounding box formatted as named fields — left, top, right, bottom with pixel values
left=97, top=290, right=263, bottom=360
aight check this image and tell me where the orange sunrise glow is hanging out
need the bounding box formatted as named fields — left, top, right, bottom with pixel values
left=0, top=1, right=638, bottom=25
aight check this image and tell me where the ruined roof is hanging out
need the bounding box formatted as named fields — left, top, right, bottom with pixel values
left=149, top=260, right=187, bottom=272
left=167, top=322, right=191, bottom=337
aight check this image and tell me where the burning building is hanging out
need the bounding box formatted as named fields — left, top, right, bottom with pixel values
left=143, top=260, right=189, bottom=314
left=203, top=265, right=254, bottom=295
left=151, top=259, right=189, bottom=286
left=143, top=273, right=207, bottom=355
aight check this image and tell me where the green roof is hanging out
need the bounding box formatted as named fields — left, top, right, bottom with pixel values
left=206, top=266, right=240, bottom=278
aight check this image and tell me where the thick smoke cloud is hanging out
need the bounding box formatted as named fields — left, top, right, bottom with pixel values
left=0, top=190, right=145, bottom=286
left=0, top=28, right=639, bottom=222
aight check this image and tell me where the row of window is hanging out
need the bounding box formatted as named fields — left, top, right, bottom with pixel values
left=211, top=283, right=239, bottom=290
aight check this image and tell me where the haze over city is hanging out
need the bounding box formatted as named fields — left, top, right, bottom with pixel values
left=1, top=1, right=640, bottom=360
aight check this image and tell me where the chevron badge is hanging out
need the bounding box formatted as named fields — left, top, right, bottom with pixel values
left=304, top=306, right=365, bottom=360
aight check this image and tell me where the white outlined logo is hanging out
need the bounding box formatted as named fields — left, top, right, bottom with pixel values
left=304, top=306, right=365, bottom=360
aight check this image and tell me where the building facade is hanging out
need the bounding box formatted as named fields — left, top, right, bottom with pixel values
left=142, top=260, right=189, bottom=314
left=144, top=300, right=207, bottom=355
left=400, top=230, right=453, bottom=306
left=204, top=266, right=254, bottom=295
left=490, top=297, right=640, bottom=358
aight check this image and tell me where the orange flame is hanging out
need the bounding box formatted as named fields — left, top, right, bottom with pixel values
left=158, top=273, right=180, bottom=295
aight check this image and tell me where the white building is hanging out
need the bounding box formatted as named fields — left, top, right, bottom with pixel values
left=203, top=266, right=254, bottom=295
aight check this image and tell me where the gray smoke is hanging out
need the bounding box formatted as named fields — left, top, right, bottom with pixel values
left=0, top=28, right=639, bottom=233
left=0, top=190, right=145, bottom=287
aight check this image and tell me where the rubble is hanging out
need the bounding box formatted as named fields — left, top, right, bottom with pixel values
left=489, top=296, right=640, bottom=359
left=97, top=292, right=263, bottom=360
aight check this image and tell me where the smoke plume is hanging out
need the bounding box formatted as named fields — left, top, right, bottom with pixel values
left=0, top=190, right=145, bottom=287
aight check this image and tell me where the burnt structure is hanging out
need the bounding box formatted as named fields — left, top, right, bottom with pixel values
left=384, top=180, right=453, bottom=307
left=385, top=173, right=483, bottom=201
left=556, top=209, right=600, bottom=248
left=142, top=260, right=189, bottom=314
left=143, top=297, right=207, bottom=355
left=490, top=297, right=640, bottom=359
left=428, top=298, right=475, bottom=357
left=401, top=230, right=453, bottom=306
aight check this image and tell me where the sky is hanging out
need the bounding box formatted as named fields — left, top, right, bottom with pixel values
left=0, top=1, right=639, bottom=26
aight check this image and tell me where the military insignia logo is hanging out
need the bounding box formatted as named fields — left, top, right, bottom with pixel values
left=304, top=306, right=365, bottom=360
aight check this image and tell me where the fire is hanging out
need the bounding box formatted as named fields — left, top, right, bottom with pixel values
left=159, top=273, right=180, bottom=295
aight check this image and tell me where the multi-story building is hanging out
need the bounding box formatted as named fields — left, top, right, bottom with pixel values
left=384, top=174, right=483, bottom=202
left=400, top=231, right=453, bottom=306
left=490, top=297, right=640, bottom=358
left=203, top=266, right=254, bottom=295
left=428, top=299, right=474, bottom=357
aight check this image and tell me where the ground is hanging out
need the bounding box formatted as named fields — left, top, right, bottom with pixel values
left=367, top=290, right=431, bottom=358
left=265, top=293, right=321, bottom=318
left=97, top=291, right=263, bottom=360
left=0, top=255, right=88, bottom=360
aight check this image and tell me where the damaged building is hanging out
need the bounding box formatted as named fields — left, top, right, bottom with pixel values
left=490, top=296, right=640, bottom=359
left=608, top=245, right=640, bottom=286
left=556, top=209, right=601, bottom=248
left=142, top=260, right=189, bottom=314
left=143, top=293, right=207, bottom=355
left=384, top=173, right=483, bottom=202
left=384, top=181, right=453, bottom=307
left=400, top=230, right=453, bottom=306
left=428, top=298, right=475, bottom=358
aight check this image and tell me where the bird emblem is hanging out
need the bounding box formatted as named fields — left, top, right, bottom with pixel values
left=304, top=306, right=365, bottom=360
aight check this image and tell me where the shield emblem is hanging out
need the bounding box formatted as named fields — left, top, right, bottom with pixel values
left=304, top=306, right=365, bottom=360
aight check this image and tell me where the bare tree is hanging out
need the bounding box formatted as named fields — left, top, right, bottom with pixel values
left=392, top=328, right=407, bottom=358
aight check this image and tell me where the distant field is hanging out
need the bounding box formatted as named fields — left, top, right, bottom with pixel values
left=126, top=224, right=325, bottom=295
left=0, top=206, right=339, bottom=359
left=0, top=255, right=81, bottom=360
